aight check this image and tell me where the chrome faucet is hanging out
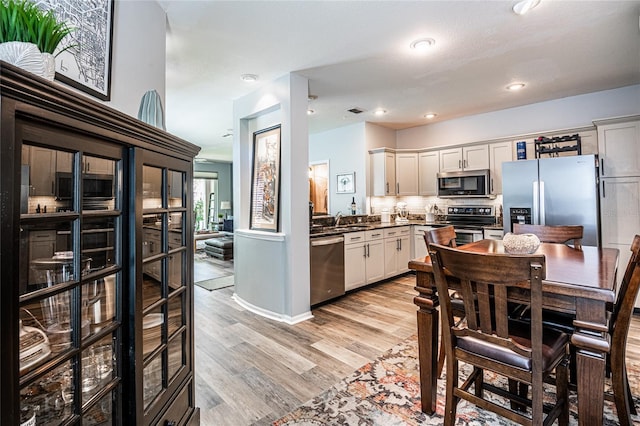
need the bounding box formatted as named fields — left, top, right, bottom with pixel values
left=334, top=211, right=343, bottom=227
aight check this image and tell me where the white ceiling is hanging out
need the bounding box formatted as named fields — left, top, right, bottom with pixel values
left=158, top=0, right=640, bottom=162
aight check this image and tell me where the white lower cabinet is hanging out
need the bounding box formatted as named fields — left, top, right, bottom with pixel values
left=413, top=225, right=435, bottom=258
left=383, top=226, right=411, bottom=278
left=344, top=230, right=385, bottom=291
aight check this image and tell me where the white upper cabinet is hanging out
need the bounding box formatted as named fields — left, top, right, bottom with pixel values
left=440, top=145, right=489, bottom=172
left=597, top=120, right=640, bottom=177
left=395, top=152, right=418, bottom=195
left=418, top=151, right=439, bottom=196
left=371, top=150, right=396, bottom=196
left=488, top=142, right=513, bottom=195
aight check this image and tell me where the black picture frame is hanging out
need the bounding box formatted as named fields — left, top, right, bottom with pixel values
left=46, top=0, right=115, bottom=101
left=250, top=125, right=282, bottom=232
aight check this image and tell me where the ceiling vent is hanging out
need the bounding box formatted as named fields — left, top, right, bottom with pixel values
left=347, top=107, right=366, bottom=114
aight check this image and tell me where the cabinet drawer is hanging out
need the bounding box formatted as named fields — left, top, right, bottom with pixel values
left=383, top=226, right=410, bottom=239
left=365, top=229, right=384, bottom=241
left=343, top=231, right=365, bottom=244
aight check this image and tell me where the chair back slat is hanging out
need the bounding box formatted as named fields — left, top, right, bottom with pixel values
left=513, top=224, right=583, bottom=249
left=424, top=225, right=457, bottom=248
left=494, top=285, right=509, bottom=337
left=476, top=281, right=493, bottom=335
left=460, top=278, right=477, bottom=330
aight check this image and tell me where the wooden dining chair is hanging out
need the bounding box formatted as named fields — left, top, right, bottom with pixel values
left=512, top=224, right=585, bottom=384
left=603, top=234, right=640, bottom=426
left=513, top=224, right=583, bottom=249
left=423, top=226, right=463, bottom=378
left=430, top=244, right=570, bottom=426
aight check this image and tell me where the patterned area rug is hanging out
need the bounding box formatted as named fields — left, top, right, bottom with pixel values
left=274, top=335, right=640, bottom=425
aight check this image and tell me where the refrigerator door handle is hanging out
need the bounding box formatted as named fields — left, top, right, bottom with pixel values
left=539, top=181, right=545, bottom=225
left=532, top=181, right=540, bottom=225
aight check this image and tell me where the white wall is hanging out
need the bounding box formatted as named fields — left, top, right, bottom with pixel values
left=232, top=73, right=312, bottom=324
left=107, top=1, right=166, bottom=117
left=309, top=123, right=366, bottom=215
left=396, top=85, right=640, bottom=149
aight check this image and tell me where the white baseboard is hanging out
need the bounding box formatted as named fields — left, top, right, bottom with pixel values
left=231, top=293, right=314, bottom=324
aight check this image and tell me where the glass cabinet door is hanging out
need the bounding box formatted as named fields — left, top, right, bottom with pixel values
left=140, top=162, right=190, bottom=417
left=18, top=135, right=123, bottom=425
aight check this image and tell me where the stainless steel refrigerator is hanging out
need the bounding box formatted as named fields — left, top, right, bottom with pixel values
left=502, top=155, right=600, bottom=246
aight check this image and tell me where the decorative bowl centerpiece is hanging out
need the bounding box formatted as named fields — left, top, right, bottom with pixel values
left=503, top=232, right=541, bottom=254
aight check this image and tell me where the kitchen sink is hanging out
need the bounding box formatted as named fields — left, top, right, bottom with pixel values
left=335, top=224, right=374, bottom=231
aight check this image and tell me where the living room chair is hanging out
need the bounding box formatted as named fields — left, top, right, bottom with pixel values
left=513, top=224, right=583, bottom=250
left=423, top=226, right=463, bottom=378
left=430, top=244, right=570, bottom=426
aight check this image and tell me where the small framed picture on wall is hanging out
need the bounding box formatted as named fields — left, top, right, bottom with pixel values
left=336, top=172, right=355, bottom=194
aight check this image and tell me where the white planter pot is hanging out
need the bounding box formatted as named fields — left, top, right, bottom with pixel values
left=0, top=41, right=55, bottom=81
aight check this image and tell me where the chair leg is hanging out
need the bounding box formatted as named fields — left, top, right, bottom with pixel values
left=508, top=379, right=527, bottom=412
left=444, top=361, right=459, bottom=426
left=626, top=370, right=637, bottom=415
left=437, top=327, right=446, bottom=378
left=557, top=357, right=569, bottom=426
left=612, top=354, right=633, bottom=426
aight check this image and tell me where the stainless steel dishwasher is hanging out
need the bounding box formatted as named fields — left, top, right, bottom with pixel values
left=310, top=235, right=345, bottom=305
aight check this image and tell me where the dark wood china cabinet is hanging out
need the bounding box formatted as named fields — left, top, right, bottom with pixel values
left=0, top=62, right=200, bottom=425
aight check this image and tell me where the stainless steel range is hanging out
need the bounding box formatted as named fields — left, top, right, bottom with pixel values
left=443, top=206, right=496, bottom=245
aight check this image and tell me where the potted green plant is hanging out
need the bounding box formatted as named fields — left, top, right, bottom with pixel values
left=0, top=0, right=75, bottom=80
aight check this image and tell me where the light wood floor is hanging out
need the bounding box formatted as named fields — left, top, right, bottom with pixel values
left=193, top=262, right=640, bottom=425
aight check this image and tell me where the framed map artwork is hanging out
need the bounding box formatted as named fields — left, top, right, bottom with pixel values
left=39, top=0, right=114, bottom=100
left=250, top=125, right=281, bottom=232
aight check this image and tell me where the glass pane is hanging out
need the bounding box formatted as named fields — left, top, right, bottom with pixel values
left=167, top=294, right=183, bottom=337
left=143, top=309, right=164, bottom=358
left=19, top=302, right=55, bottom=372
left=82, top=156, right=116, bottom=211
left=167, top=333, right=184, bottom=382
left=143, top=165, right=162, bottom=209
left=81, top=336, right=114, bottom=404
left=168, top=170, right=184, bottom=208
left=21, top=221, right=74, bottom=295
left=168, top=250, right=184, bottom=292
left=82, top=274, right=116, bottom=337
left=143, top=355, right=162, bottom=409
left=84, top=391, right=113, bottom=425
left=20, top=360, right=74, bottom=425
left=22, top=145, right=74, bottom=213
left=142, top=260, right=162, bottom=308
left=22, top=288, right=81, bottom=356
left=83, top=217, right=116, bottom=271
left=143, top=214, right=162, bottom=260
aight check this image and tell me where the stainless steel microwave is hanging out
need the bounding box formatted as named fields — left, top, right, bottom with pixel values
left=437, top=169, right=491, bottom=198
left=56, top=172, right=114, bottom=200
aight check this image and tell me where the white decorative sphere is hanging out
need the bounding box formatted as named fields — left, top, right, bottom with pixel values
left=503, top=232, right=540, bottom=254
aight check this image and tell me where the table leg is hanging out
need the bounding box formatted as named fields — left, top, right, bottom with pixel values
left=414, top=272, right=439, bottom=414
left=571, top=298, right=609, bottom=426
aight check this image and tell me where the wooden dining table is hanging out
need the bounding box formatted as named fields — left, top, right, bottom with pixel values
left=408, top=239, right=619, bottom=426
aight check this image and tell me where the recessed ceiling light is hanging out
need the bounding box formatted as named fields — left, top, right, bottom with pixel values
left=424, top=113, right=437, bottom=119
left=307, top=109, right=315, bottom=115
left=374, top=109, right=387, bottom=116
left=513, top=0, right=541, bottom=15
left=506, top=83, right=526, bottom=91
left=410, top=38, right=436, bottom=51
left=240, top=73, right=258, bottom=82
